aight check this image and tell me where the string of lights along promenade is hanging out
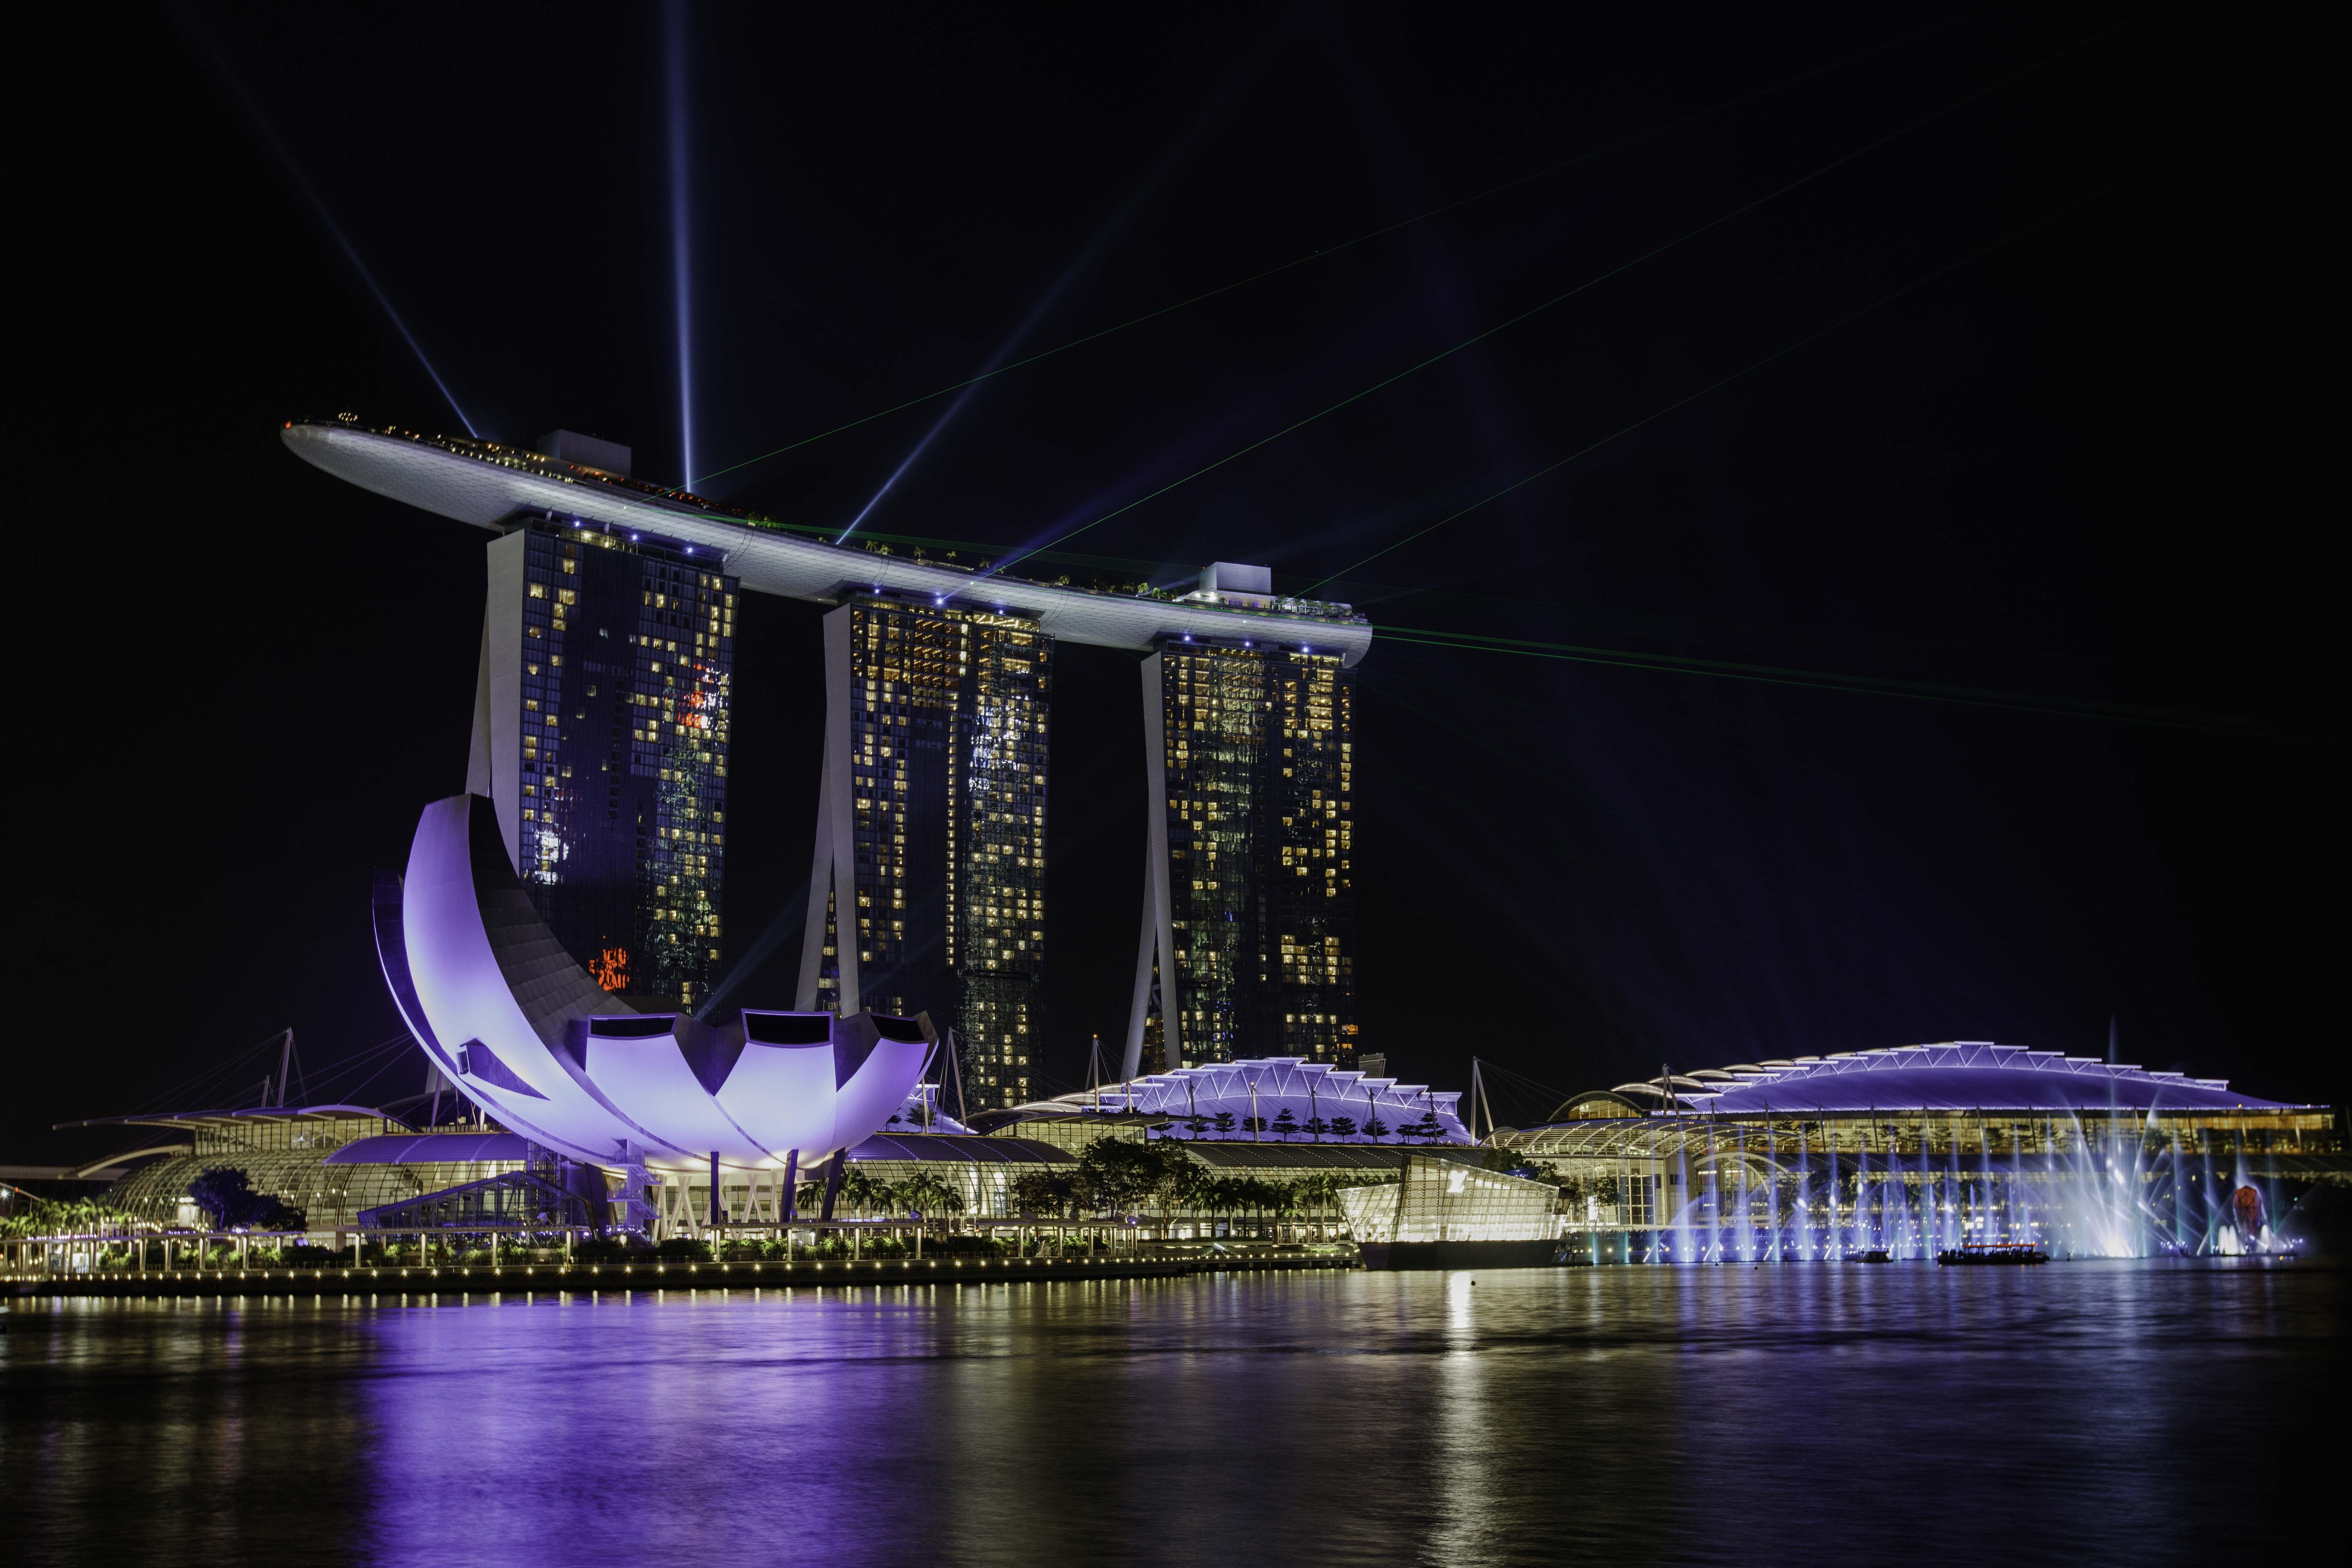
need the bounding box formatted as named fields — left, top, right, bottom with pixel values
left=284, top=418, right=1372, bottom=1101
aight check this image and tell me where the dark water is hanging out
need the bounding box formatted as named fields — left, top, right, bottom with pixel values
left=2, top=1261, right=2336, bottom=1567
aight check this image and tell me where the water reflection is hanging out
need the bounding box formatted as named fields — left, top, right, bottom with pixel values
left=2, top=1264, right=2334, bottom=1567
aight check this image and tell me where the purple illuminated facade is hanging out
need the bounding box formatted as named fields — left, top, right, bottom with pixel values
left=374, top=793, right=929, bottom=1173
left=976, top=1056, right=1470, bottom=1143
left=1564, top=1041, right=2297, bottom=1118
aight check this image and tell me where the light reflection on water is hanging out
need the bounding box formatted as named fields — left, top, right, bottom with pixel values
left=2, top=1262, right=2335, bottom=1567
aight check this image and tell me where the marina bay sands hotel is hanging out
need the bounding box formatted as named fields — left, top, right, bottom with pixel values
left=286, top=419, right=1373, bottom=1111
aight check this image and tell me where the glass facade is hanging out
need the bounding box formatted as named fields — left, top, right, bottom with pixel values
left=1501, top=1105, right=2344, bottom=1260
left=813, top=594, right=1049, bottom=1110
left=98, top=1115, right=522, bottom=1232
left=1338, top=1156, right=1558, bottom=1243
left=1157, top=642, right=1356, bottom=1066
left=510, top=523, right=735, bottom=1009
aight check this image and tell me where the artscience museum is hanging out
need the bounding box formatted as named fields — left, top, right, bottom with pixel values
left=376, top=792, right=933, bottom=1214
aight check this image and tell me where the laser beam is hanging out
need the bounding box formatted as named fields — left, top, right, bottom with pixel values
left=834, top=27, right=1279, bottom=542
left=699, top=15, right=1960, bottom=484
left=1301, top=145, right=2199, bottom=595
left=178, top=18, right=477, bottom=436
left=1371, top=627, right=2327, bottom=741
left=982, top=6, right=2160, bottom=585
left=665, top=0, right=697, bottom=489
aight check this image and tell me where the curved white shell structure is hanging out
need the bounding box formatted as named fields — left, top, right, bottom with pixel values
left=375, top=794, right=930, bottom=1169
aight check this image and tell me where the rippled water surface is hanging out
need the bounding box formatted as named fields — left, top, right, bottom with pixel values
left=2, top=1261, right=2335, bottom=1566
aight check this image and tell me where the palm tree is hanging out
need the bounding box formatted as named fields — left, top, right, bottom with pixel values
left=839, top=1166, right=891, bottom=1218
left=897, top=1172, right=966, bottom=1220
left=794, top=1176, right=828, bottom=1218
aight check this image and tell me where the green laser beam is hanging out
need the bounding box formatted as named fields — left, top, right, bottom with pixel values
left=696, top=18, right=1964, bottom=485
left=1372, top=628, right=2334, bottom=743
left=1302, top=142, right=2190, bottom=596
left=989, top=7, right=2155, bottom=582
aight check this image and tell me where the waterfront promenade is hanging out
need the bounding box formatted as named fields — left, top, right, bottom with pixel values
left=7, top=1250, right=1359, bottom=1299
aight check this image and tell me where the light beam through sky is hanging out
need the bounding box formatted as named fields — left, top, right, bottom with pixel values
left=665, top=0, right=697, bottom=490
left=834, top=30, right=1280, bottom=545
left=182, top=20, right=477, bottom=436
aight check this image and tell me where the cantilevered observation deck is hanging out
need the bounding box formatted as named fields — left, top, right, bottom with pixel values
left=282, top=419, right=1374, bottom=664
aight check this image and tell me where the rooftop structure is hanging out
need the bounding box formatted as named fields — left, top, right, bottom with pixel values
left=281, top=420, right=1372, bottom=663
left=972, top=1056, right=1469, bottom=1144
left=1553, top=1041, right=2306, bottom=1120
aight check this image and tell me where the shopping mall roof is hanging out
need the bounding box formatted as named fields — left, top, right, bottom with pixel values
left=283, top=421, right=1373, bottom=665
left=972, top=1057, right=1471, bottom=1144
left=846, top=1132, right=1075, bottom=1166
left=1547, top=1042, right=2302, bottom=1120
left=326, top=1132, right=533, bottom=1165
left=58, top=1105, right=408, bottom=1135
left=1179, top=1141, right=1485, bottom=1171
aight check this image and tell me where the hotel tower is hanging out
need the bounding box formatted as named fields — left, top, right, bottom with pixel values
left=466, top=439, right=737, bottom=1011
left=282, top=420, right=1371, bottom=1078
left=794, top=593, right=1050, bottom=1111
left=1125, top=564, right=1357, bottom=1076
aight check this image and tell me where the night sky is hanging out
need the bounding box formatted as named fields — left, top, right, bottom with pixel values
left=14, top=4, right=2336, bottom=1163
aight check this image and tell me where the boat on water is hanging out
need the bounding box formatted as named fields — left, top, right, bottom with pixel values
left=1856, top=1249, right=1893, bottom=1263
left=1937, top=1242, right=2049, bottom=1266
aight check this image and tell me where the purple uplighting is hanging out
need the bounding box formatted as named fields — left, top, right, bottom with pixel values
left=380, top=794, right=927, bottom=1169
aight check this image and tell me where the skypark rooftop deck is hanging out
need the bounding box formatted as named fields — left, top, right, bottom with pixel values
left=283, top=419, right=1375, bottom=663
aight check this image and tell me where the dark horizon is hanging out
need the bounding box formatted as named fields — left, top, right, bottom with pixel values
left=11, top=3, right=2337, bottom=1164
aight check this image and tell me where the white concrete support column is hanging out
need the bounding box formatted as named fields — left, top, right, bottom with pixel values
left=796, top=605, right=861, bottom=1013
left=473, top=531, right=527, bottom=873
left=1125, top=651, right=1179, bottom=1075
left=1121, top=838, right=1156, bottom=1082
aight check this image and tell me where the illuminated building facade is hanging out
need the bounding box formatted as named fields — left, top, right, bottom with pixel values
left=469, top=516, right=735, bottom=1009
left=1126, top=571, right=1356, bottom=1075
left=798, top=593, right=1049, bottom=1110
left=1499, top=1043, right=2342, bottom=1262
